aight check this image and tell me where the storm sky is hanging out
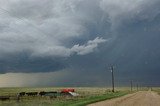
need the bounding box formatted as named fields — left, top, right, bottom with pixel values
left=0, top=0, right=160, bottom=87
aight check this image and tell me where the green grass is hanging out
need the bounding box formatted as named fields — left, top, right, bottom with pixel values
left=0, top=87, right=130, bottom=106
left=153, top=87, right=160, bottom=95
left=54, top=91, right=128, bottom=106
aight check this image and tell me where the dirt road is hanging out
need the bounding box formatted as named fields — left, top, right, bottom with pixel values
left=88, top=91, right=160, bottom=106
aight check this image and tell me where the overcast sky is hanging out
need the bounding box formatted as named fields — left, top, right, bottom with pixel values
left=0, top=0, right=160, bottom=87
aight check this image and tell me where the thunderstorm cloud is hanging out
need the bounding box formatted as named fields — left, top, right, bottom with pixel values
left=0, top=0, right=160, bottom=87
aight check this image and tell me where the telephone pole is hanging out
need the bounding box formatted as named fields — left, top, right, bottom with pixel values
left=136, top=84, right=138, bottom=91
left=130, top=80, right=133, bottom=91
left=111, top=66, right=115, bottom=92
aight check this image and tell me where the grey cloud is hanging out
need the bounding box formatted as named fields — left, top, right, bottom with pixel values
left=0, top=0, right=108, bottom=58
left=70, top=37, right=107, bottom=55
left=0, top=0, right=158, bottom=58
left=100, top=0, right=160, bottom=29
left=31, top=37, right=106, bottom=57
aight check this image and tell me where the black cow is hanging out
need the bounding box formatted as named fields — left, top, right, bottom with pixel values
left=18, top=92, right=25, bottom=96
left=26, top=92, right=38, bottom=96
left=39, top=91, right=57, bottom=96
left=0, top=96, right=10, bottom=101
left=39, top=91, right=46, bottom=96
left=46, top=91, right=57, bottom=94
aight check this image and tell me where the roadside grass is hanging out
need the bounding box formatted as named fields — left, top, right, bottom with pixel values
left=0, top=87, right=130, bottom=106
left=153, top=88, right=160, bottom=95
left=54, top=91, right=128, bottom=106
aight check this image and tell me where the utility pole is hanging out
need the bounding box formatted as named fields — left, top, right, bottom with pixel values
left=130, top=80, right=133, bottom=91
left=111, top=66, right=115, bottom=92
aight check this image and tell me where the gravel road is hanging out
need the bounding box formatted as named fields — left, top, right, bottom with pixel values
left=88, top=91, right=160, bottom=106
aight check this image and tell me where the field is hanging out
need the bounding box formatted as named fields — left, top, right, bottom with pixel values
left=153, top=87, right=160, bottom=95
left=0, top=87, right=130, bottom=106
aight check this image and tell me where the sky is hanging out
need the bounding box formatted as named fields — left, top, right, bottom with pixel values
left=0, top=0, right=160, bottom=87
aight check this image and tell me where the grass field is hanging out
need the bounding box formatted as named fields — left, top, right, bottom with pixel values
left=0, top=87, right=130, bottom=106
left=153, top=87, right=160, bottom=95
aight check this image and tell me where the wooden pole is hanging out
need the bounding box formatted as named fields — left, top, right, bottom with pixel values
left=111, top=66, right=115, bottom=92
left=131, top=80, right=133, bottom=91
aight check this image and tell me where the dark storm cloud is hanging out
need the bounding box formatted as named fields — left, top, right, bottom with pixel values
left=0, top=0, right=160, bottom=86
left=65, top=0, right=160, bottom=86
left=0, top=0, right=107, bottom=58
left=0, top=0, right=107, bottom=73
left=0, top=54, right=67, bottom=73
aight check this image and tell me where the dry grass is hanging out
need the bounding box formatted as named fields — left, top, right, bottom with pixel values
left=0, top=87, right=130, bottom=106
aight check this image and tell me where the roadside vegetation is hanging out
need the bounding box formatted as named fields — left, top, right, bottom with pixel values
left=0, top=87, right=130, bottom=106
left=153, top=88, right=160, bottom=95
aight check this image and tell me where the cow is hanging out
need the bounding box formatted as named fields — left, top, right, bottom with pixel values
left=39, top=91, right=58, bottom=96
left=0, top=96, right=10, bottom=101
left=39, top=91, right=46, bottom=96
left=26, top=92, right=38, bottom=96
left=18, top=92, right=25, bottom=96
